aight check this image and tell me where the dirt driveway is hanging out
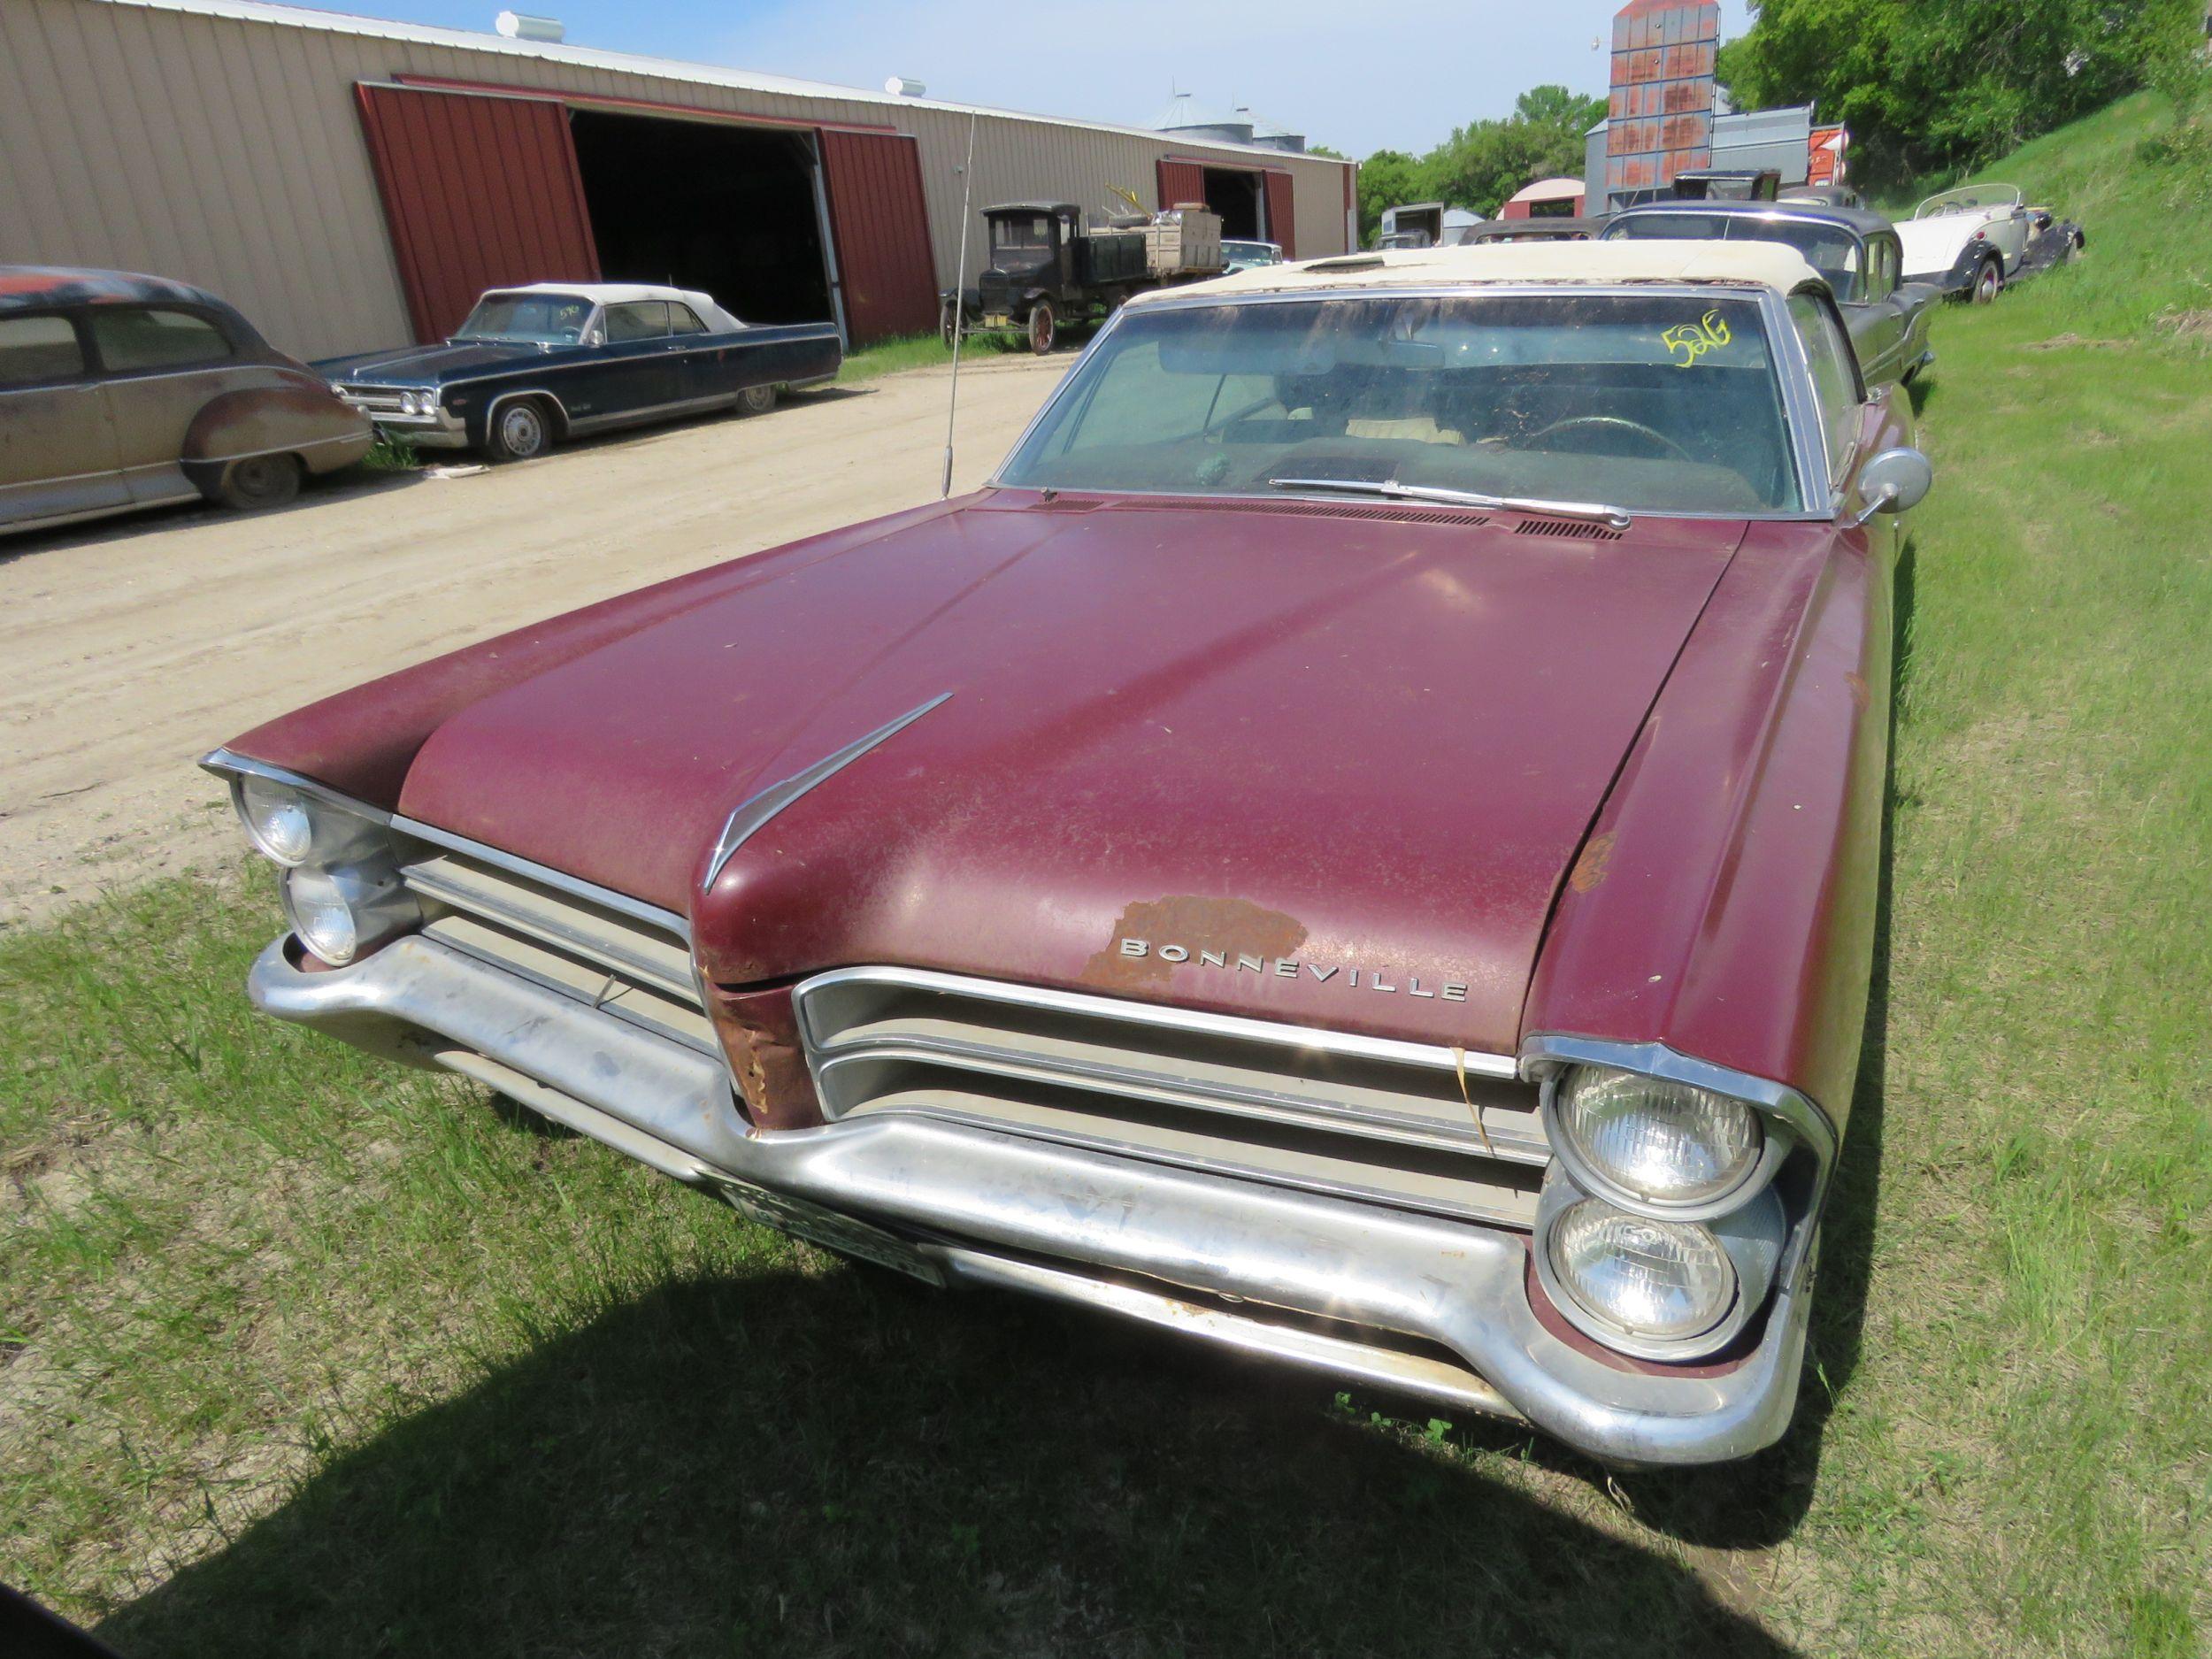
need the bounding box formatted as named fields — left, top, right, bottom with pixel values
left=0, top=357, right=1066, bottom=930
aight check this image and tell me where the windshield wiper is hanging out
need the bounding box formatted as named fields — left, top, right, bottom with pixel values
left=1268, top=476, right=1632, bottom=530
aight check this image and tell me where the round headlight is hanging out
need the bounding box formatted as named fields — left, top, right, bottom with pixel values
left=282, top=866, right=359, bottom=964
left=1555, top=1066, right=1761, bottom=1206
left=238, top=775, right=315, bottom=866
left=1547, top=1200, right=1735, bottom=1341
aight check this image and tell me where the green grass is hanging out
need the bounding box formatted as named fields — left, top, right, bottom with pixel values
left=4, top=92, right=2209, bottom=1656
left=836, top=330, right=1022, bottom=383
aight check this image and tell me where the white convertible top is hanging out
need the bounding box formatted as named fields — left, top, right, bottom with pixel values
left=1131, top=240, right=1826, bottom=304
left=488, top=280, right=746, bottom=332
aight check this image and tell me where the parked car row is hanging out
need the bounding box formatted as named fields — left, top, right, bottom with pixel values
left=208, top=234, right=1934, bottom=1468
left=1, top=267, right=841, bottom=537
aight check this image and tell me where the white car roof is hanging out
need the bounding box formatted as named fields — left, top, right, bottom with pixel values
left=487, top=281, right=745, bottom=331
left=1133, top=239, right=1827, bottom=304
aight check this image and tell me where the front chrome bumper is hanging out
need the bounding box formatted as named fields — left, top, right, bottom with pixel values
left=247, top=933, right=1816, bottom=1466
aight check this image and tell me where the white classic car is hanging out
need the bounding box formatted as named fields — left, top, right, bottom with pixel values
left=1895, top=184, right=2082, bottom=302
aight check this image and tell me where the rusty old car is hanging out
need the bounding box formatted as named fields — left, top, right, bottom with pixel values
left=204, top=241, right=1928, bottom=1466
left=1, top=266, right=372, bottom=535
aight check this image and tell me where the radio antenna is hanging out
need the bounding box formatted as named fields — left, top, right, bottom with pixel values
left=941, top=110, right=979, bottom=499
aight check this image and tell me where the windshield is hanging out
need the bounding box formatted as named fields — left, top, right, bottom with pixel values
left=1916, top=184, right=2022, bottom=217
left=454, top=293, right=593, bottom=345
left=1224, top=241, right=1280, bottom=265
left=997, top=293, right=1801, bottom=515
left=1604, top=212, right=1865, bottom=301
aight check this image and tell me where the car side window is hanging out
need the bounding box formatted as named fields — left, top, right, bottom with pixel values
left=603, top=302, right=671, bottom=343
left=1788, top=293, right=1863, bottom=484
left=0, top=314, right=87, bottom=388
left=88, top=307, right=232, bottom=373
left=669, top=304, right=706, bottom=335
left=1868, top=240, right=1899, bottom=300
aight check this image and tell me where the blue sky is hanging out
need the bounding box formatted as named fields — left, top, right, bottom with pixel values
left=288, top=0, right=1755, bottom=157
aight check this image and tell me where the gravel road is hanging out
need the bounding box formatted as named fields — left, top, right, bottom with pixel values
left=0, top=357, right=1066, bottom=928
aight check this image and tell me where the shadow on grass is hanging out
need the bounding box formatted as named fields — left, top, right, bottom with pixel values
left=98, top=1256, right=1802, bottom=1659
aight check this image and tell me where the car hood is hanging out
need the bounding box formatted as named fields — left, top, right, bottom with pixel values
left=1895, top=214, right=1990, bottom=274
left=314, top=341, right=551, bottom=382
left=378, top=495, right=1746, bottom=1050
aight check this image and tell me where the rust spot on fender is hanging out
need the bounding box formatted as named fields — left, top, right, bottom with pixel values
left=1844, top=671, right=1870, bottom=710
left=1567, top=832, right=1617, bottom=895
left=1081, top=895, right=1308, bottom=992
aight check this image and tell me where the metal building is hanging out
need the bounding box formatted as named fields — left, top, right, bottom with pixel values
left=0, top=0, right=1357, bottom=359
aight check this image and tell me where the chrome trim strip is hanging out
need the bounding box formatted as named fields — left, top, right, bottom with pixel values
left=199, top=746, right=396, bottom=825
left=388, top=814, right=691, bottom=941
left=403, top=864, right=698, bottom=1003
left=796, top=964, right=1522, bottom=1079
left=703, top=692, right=954, bottom=888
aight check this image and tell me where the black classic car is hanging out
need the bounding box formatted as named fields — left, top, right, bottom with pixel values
left=320, top=284, right=841, bottom=462
left=1602, top=202, right=1940, bottom=388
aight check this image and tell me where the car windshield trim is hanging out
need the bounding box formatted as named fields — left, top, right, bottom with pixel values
left=1268, top=476, right=1632, bottom=529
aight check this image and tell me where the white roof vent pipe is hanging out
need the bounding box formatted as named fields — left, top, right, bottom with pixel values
left=495, top=12, right=565, bottom=42
left=885, top=76, right=927, bottom=96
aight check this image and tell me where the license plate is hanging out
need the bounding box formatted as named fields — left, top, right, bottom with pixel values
left=709, top=1176, right=945, bottom=1286
left=983, top=313, right=1012, bottom=328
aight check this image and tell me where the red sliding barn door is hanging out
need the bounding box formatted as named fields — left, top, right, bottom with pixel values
left=818, top=128, right=938, bottom=343
left=1263, top=171, right=1296, bottom=257
left=1156, top=157, right=1207, bottom=210
left=355, top=84, right=600, bottom=343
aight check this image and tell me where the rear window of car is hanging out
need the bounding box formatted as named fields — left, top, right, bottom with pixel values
left=0, top=315, right=86, bottom=387
left=88, top=307, right=232, bottom=372
left=604, top=302, right=672, bottom=342
left=670, top=304, right=706, bottom=335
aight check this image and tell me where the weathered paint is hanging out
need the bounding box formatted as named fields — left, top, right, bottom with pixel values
left=225, top=419, right=1906, bottom=1135
left=354, top=83, right=602, bottom=344
left=817, top=128, right=938, bottom=343
left=232, top=495, right=1749, bottom=1057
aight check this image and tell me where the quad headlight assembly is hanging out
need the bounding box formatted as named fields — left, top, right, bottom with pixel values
left=220, top=760, right=418, bottom=965
left=1525, top=1038, right=1835, bottom=1363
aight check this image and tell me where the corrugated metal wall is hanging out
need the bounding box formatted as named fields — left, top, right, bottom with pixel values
left=356, top=84, right=601, bottom=342
left=0, top=0, right=1356, bottom=361
left=818, top=129, right=939, bottom=342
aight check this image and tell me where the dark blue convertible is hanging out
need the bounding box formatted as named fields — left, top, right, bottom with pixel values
left=319, top=283, right=841, bottom=462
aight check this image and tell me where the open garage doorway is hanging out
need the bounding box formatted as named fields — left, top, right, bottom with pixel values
left=1202, top=168, right=1263, bottom=241
left=569, top=108, right=835, bottom=329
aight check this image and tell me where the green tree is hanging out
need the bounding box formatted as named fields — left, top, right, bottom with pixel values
left=1351, top=83, right=1606, bottom=244
left=1718, top=0, right=2200, bottom=188
left=1353, top=149, right=1436, bottom=244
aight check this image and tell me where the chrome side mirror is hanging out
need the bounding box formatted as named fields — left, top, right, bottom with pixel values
left=1850, top=447, right=1932, bottom=524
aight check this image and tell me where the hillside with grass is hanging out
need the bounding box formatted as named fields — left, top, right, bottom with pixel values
left=3, top=93, right=2208, bottom=1658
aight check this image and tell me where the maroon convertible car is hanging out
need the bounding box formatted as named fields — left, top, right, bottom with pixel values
left=204, top=241, right=1929, bottom=1466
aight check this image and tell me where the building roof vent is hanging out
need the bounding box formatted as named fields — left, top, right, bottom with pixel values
left=495, top=12, right=565, bottom=42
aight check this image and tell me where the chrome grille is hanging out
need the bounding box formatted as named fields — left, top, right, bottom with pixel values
left=337, top=386, right=410, bottom=415
left=398, top=848, right=714, bottom=1055
left=795, top=967, right=1547, bottom=1228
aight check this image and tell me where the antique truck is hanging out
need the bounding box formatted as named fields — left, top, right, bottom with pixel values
left=943, top=202, right=1224, bottom=354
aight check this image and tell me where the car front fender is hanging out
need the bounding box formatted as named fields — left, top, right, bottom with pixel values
left=181, top=377, right=373, bottom=480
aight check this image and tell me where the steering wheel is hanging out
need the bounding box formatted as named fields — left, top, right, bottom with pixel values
left=1520, top=414, right=1694, bottom=463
